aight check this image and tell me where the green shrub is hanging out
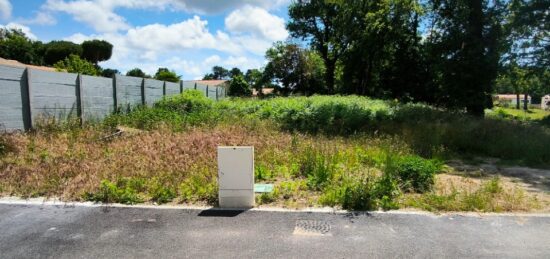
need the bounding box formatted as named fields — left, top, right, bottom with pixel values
left=393, top=155, right=442, bottom=193
left=148, top=179, right=176, bottom=204
left=155, top=90, right=213, bottom=114
left=179, top=174, right=217, bottom=204
left=84, top=178, right=144, bottom=204
left=104, top=107, right=183, bottom=130
left=299, top=148, right=336, bottom=190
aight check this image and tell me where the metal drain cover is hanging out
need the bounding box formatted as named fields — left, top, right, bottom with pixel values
left=293, top=220, right=331, bottom=236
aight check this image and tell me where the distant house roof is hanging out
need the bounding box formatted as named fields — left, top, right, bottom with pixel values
left=0, top=57, right=57, bottom=72
left=252, top=88, right=275, bottom=96
left=190, top=80, right=228, bottom=86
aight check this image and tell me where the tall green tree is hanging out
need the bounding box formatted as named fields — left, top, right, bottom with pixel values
left=43, top=41, right=83, bottom=65
left=263, top=42, right=326, bottom=95
left=203, top=66, right=230, bottom=80
left=81, top=40, right=113, bottom=65
left=425, top=0, right=506, bottom=116
left=507, top=0, right=549, bottom=69
left=126, top=68, right=150, bottom=78
left=228, top=74, right=252, bottom=96
left=245, top=68, right=264, bottom=93
left=0, top=28, right=43, bottom=65
left=154, top=68, right=181, bottom=82
left=287, top=0, right=343, bottom=93
left=338, top=0, right=425, bottom=100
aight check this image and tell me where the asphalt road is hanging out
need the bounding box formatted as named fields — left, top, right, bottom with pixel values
left=1, top=204, right=549, bottom=258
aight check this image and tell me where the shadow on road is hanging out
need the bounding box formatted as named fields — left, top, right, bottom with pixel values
left=198, top=208, right=249, bottom=217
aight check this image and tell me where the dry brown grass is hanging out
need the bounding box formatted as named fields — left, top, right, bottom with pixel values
left=1, top=122, right=548, bottom=212
left=0, top=123, right=291, bottom=200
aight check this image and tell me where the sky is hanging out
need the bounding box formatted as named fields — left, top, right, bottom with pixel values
left=0, top=0, right=291, bottom=79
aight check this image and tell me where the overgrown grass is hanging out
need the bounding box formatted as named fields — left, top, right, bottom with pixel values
left=0, top=90, right=548, bottom=212
left=403, top=177, right=540, bottom=212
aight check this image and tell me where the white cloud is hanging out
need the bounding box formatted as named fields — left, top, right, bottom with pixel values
left=226, top=5, right=288, bottom=41
left=170, top=0, right=290, bottom=14
left=45, top=0, right=130, bottom=33
left=53, top=2, right=287, bottom=79
left=18, top=12, right=57, bottom=26
left=1, top=22, right=37, bottom=40
left=0, top=0, right=11, bottom=20
left=124, top=16, right=242, bottom=55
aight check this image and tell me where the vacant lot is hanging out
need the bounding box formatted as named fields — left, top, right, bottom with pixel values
left=1, top=91, right=549, bottom=212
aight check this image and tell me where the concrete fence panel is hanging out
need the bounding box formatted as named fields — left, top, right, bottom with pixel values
left=0, top=66, right=27, bottom=130
left=144, top=79, right=163, bottom=106
left=81, top=75, right=114, bottom=121
left=165, top=81, right=180, bottom=96
left=115, top=75, right=143, bottom=109
left=181, top=81, right=196, bottom=91
left=30, top=69, right=78, bottom=123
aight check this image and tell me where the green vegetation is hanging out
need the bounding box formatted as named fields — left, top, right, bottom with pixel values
left=1, top=91, right=547, bottom=212
left=487, top=107, right=550, bottom=121
left=54, top=54, right=99, bottom=76
left=403, top=177, right=539, bottom=212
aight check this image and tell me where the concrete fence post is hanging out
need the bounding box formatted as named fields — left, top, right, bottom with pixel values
left=206, top=85, right=209, bottom=98
left=179, top=80, right=183, bottom=94
left=141, top=78, right=146, bottom=105
left=112, top=74, right=117, bottom=111
left=76, top=73, right=83, bottom=125
left=194, top=82, right=197, bottom=90
left=216, top=87, right=219, bottom=101
left=163, top=81, right=166, bottom=96
left=22, top=68, right=33, bottom=130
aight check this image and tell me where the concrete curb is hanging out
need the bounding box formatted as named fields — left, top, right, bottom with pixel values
left=1, top=196, right=549, bottom=218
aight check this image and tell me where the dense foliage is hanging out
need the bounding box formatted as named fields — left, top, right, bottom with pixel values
left=54, top=54, right=99, bottom=76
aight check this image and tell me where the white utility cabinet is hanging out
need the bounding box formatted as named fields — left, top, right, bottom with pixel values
left=217, top=146, right=255, bottom=208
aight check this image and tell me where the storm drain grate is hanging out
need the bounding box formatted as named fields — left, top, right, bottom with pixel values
left=293, top=220, right=331, bottom=236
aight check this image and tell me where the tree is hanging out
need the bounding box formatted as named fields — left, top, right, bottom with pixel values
left=81, top=40, right=113, bottom=65
left=0, top=28, right=43, bottom=65
left=287, top=0, right=343, bottom=93
left=44, top=41, right=82, bottom=65
left=54, top=54, right=98, bottom=76
left=263, top=42, right=326, bottom=95
left=154, top=68, right=181, bottom=82
left=126, top=68, right=150, bottom=78
left=507, top=0, right=549, bottom=69
left=338, top=0, right=425, bottom=99
left=230, top=67, right=243, bottom=78
left=425, top=0, right=506, bottom=116
left=244, top=69, right=264, bottom=93
left=228, top=74, right=252, bottom=96
left=203, top=66, right=230, bottom=80
left=101, top=68, right=119, bottom=78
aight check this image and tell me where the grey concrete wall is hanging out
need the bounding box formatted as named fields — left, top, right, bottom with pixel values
left=144, top=79, right=164, bottom=105
left=181, top=81, right=196, bottom=91
left=30, top=69, right=78, bottom=123
left=0, top=66, right=27, bottom=130
left=0, top=65, right=226, bottom=130
left=81, top=75, right=114, bottom=121
left=115, top=75, right=143, bottom=109
left=165, top=82, right=180, bottom=96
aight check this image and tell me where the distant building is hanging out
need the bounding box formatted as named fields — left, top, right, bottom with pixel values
left=542, top=95, right=550, bottom=110
left=494, top=94, right=531, bottom=106
left=252, top=88, right=275, bottom=97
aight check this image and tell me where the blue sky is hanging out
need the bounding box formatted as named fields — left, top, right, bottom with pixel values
left=0, top=0, right=291, bottom=79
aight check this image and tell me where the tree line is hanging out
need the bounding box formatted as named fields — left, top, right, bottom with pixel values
left=0, top=28, right=182, bottom=82
left=220, top=0, right=548, bottom=116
